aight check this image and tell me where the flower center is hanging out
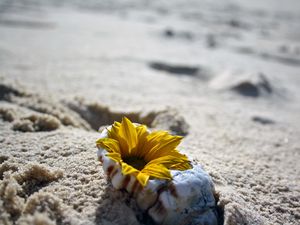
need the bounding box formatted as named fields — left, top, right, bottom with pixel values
left=123, top=156, right=147, bottom=171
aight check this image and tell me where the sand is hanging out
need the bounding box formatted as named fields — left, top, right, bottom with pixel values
left=0, top=0, right=300, bottom=224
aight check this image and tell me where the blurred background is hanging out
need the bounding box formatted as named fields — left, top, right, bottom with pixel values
left=1, top=0, right=300, bottom=108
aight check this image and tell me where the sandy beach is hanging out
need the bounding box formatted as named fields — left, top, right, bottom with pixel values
left=1, top=0, right=300, bottom=224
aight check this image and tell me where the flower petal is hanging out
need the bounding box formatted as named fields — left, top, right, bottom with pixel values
left=121, top=162, right=140, bottom=175
left=135, top=125, right=149, bottom=157
left=119, top=117, right=138, bottom=154
left=170, top=161, right=192, bottom=170
left=141, top=131, right=168, bottom=154
left=141, top=163, right=172, bottom=180
left=144, top=134, right=182, bottom=162
left=136, top=172, right=150, bottom=187
left=106, top=152, right=122, bottom=162
left=146, top=155, right=190, bottom=169
left=99, top=118, right=191, bottom=187
left=107, top=122, right=121, bottom=140
left=96, top=138, right=120, bottom=153
left=109, top=120, right=130, bottom=157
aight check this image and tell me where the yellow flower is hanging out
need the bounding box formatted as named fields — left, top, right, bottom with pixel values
left=96, top=117, right=191, bottom=186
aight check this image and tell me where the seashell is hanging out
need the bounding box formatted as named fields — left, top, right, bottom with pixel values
left=97, top=127, right=218, bottom=225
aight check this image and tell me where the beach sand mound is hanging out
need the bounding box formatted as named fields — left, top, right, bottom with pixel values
left=1, top=80, right=298, bottom=225
left=0, top=81, right=253, bottom=225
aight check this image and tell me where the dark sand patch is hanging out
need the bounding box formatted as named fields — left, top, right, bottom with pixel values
left=0, top=19, right=55, bottom=29
left=251, top=116, right=275, bottom=125
left=162, top=28, right=194, bottom=40
left=149, top=61, right=199, bottom=76
left=230, top=73, right=272, bottom=97
left=210, top=71, right=274, bottom=98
